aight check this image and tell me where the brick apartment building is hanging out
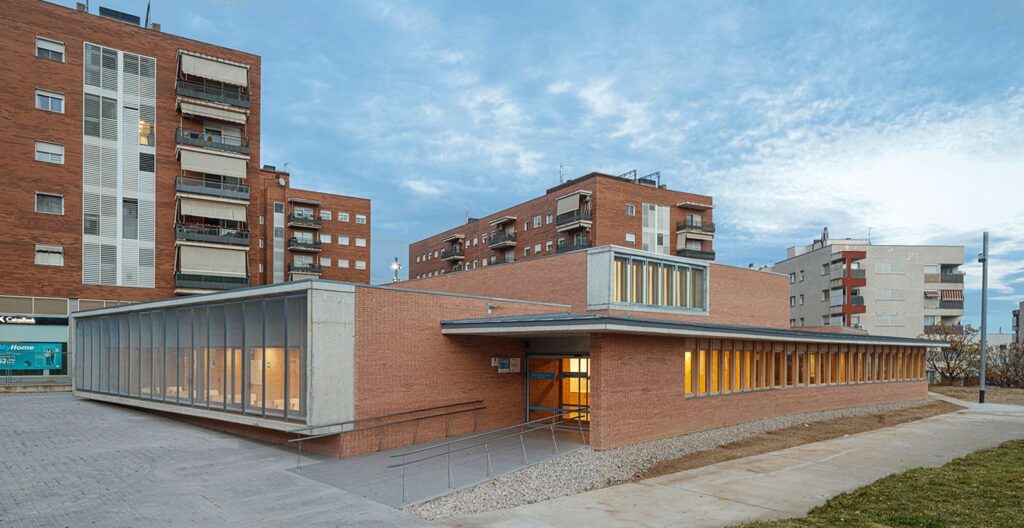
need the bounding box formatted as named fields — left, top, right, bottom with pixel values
left=0, top=0, right=369, bottom=385
left=69, top=174, right=939, bottom=490
left=771, top=228, right=964, bottom=339
left=409, top=171, right=716, bottom=279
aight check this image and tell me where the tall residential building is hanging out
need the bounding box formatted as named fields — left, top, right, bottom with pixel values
left=771, top=229, right=964, bottom=339
left=408, top=171, right=716, bottom=278
left=0, top=0, right=369, bottom=386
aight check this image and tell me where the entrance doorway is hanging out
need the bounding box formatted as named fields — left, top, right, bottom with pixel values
left=526, top=356, right=590, bottom=427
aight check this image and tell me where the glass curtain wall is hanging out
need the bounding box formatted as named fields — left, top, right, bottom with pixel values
left=612, top=253, right=708, bottom=310
left=74, top=293, right=307, bottom=422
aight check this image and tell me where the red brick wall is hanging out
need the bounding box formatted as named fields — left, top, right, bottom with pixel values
left=589, top=333, right=928, bottom=450
left=397, top=250, right=588, bottom=309
left=407, top=173, right=715, bottom=278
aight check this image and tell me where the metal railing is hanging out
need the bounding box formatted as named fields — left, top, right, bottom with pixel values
left=175, top=127, right=250, bottom=155
left=676, top=221, right=715, bottom=233
left=556, top=240, right=592, bottom=253
left=287, top=213, right=322, bottom=228
left=288, top=263, right=322, bottom=274
left=388, top=411, right=589, bottom=504
left=441, top=247, right=465, bottom=260
left=174, top=223, right=250, bottom=246
left=288, top=400, right=485, bottom=467
left=925, top=272, right=965, bottom=284
left=488, top=231, right=517, bottom=246
left=677, top=248, right=716, bottom=260
left=924, top=324, right=964, bottom=335
left=288, top=237, right=322, bottom=251
left=175, top=174, right=249, bottom=200
left=175, top=79, right=251, bottom=108
left=850, top=295, right=865, bottom=306
left=173, top=272, right=248, bottom=291
left=556, top=209, right=592, bottom=226
left=940, top=300, right=964, bottom=309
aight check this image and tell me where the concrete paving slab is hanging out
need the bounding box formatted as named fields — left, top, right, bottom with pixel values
left=0, top=392, right=429, bottom=527
left=439, top=403, right=1024, bottom=528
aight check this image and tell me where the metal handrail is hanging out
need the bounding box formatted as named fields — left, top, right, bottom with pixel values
left=388, top=411, right=589, bottom=504
left=289, top=405, right=485, bottom=443
left=290, top=399, right=484, bottom=435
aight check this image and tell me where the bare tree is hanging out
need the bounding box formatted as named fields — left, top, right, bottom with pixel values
left=987, top=343, right=1024, bottom=388
left=922, top=324, right=979, bottom=384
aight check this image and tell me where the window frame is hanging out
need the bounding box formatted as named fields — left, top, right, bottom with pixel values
left=34, top=244, right=64, bottom=266
left=354, top=214, right=366, bottom=225
left=36, top=37, right=66, bottom=63
left=34, top=192, right=64, bottom=215
left=35, top=89, right=65, bottom=113
left=34, top=141, right=65, bottom=164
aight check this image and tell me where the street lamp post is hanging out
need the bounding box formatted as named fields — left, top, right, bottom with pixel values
left=978, top=231, right=989, bottom=404
left=391, top=257, right=402, bottom=283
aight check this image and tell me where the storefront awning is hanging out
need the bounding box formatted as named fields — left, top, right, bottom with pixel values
left=180, top=52, right=249, bottom=87
left=179, top=245, right=247, bottom=277
left=440, top=312, right=947, bottom=347
left=179, top=197, right=247, bottom=222
left=940, top=290, right=964, bottom=301
left=179, top=148, right=247, bottom=179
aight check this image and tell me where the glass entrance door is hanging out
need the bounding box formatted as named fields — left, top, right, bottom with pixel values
left=527, top=356, right=590, bottom=427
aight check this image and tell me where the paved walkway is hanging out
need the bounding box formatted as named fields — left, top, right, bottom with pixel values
left=440, top=397, right=1024, bottom=528
left=0, top=392, right=429, bottom=528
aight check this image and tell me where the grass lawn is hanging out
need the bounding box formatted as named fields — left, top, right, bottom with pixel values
left=742, top=439, right=1024, bottom=528
left=929, top=385, right=1024, bottom=405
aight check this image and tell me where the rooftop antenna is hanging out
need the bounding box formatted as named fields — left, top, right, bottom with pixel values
left=559, top=163, right=568, bottom=184
left=144, top=0, right=151, bottom=28
left=465, top=210, right=470, bottom=223
left=867, top=226, right=873, bottom=244
left=282, top=162, right=289, bottom=173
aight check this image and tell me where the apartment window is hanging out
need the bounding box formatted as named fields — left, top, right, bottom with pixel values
left=34, top=142, right=64, bottom=164
left=821, top=263, right=829, bottom=276
left=789, top=273, right=796, bottom=284
left=799, top=317, right=805, bottom=327
left=625, top=232, right=636, bottom=244
left=790, top=296, right=796, bottom=307
left=320, top=210, right=332, bottom=220
left=821, top=289, right=830, bottom=301
left=139, top=152, right=155, bottom=172
left=274, top=203, right=285, bottom=213
left=258, top=239, right=264, bottom=248
left=685, top=239, right=702, bottom=250
left=339, top=212, right=350, bottom=222
left=83, top=213, right=99, bottom=235
left=338, top=236, right=350, bottom=245
left=523, top=221, right=529, bottom=232
left=34, top=245, right=64, bottom=266
left=799, top=294, right=805, bottom=305
left=122, top=199, right=138, bottom=240
left=433, top=250, right=438, bottom=257
left=533, top=216, right=542, bottom=228
left=611, top=253, right=707, bottom=310
left=545, top=214, right=553, bottom=224
left=415, top=256, right=420, bottom=263
left=546, top=240, right=553, bottom=252
left=355, top=237, right=367, bottom=247
left=83, top=94, right=116, bottom=139
left=799, top=270, right=805, bottom=282
left=822, top=315, right=830, bottom=326
left=355, top=214, right=366, bottom=224
left=36, top=37, right=65, bottom=62
left=472, top=237, right=478, bottom=246
left=321, top=234, right=332, bottom=244
left=320, top=257, right=332, bottom=267
left=790, top=319, right=796, bottom=327
left=259, top=215, right=265, bottom=225
left=35, top=90, right=63, bottom=113
left=35, top=193, right=63, bottom=215
left=339, top=259, right=350, bottom=268
left=482, top=259, right=488, bottom=267
left=524, top=246, right=531, bottom=257
left=355, top=260, right=366, bottom=270
left=258, top=263, right=264, bottom=273
left=534, top=243, right=541, bottom=253
left=274, top=227, right=284, bottom=238
left=625, top=203, right=635, bottom=216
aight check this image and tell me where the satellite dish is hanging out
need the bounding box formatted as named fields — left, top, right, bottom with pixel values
left=278, top=177, right=286, bottom=186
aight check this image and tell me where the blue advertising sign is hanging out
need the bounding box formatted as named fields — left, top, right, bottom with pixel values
left=0, top=343, right=63, bottom=370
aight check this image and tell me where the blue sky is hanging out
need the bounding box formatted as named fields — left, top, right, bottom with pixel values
left=60, top=0, right=1023, bottom=330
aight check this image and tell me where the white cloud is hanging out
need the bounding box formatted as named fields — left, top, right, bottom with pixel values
left=547, top=81, right=572, bottom=94
left=403, top=179, right=443, bottom=196
left=438, top=50, right=468, bottom=65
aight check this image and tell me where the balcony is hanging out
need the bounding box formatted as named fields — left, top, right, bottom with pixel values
left=556, top=240, right=592, bottom=253
left=488, top=231, right=517, bottom=249
left=288, top=263, right=322, bottom=275
left=925, top=272, right=965, bottom=284
left=175, top=175, right=249, bottom=201
left=850, top=295, right=865, bottom=306
left=287, top=213, right=321, bottom=229
left=288, top=238, right=322, bottom=252
left=925, top=321, right=962, bottom=333
left=556, top=209, right=593, bottom=231
left=441, top=248, right=465, bottom=261
left=676, top=221, right=715, bottom=234
left=175, top=127, right=250, bottom=155
left=175, top=79, right=251, bottom=108
left=174, top=272, right=248, bottom=291
left=676, top=248, right=716, bottom=260
left=174, top=224, right=249, bottom=246
left=940, top=300, right=964, bottom=310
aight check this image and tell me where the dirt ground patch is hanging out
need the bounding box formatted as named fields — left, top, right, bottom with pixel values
left=639, top=400, right=962, bottom=480
left=929, top=385, right=1024, bottom=405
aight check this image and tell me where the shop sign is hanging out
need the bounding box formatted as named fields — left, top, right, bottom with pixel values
left=0, top=315, right=68, bottom=326
left=0, top=343, right=63, bottom=370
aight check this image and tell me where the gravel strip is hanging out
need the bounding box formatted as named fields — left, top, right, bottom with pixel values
left=407, top=397, right=935, bottom=520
